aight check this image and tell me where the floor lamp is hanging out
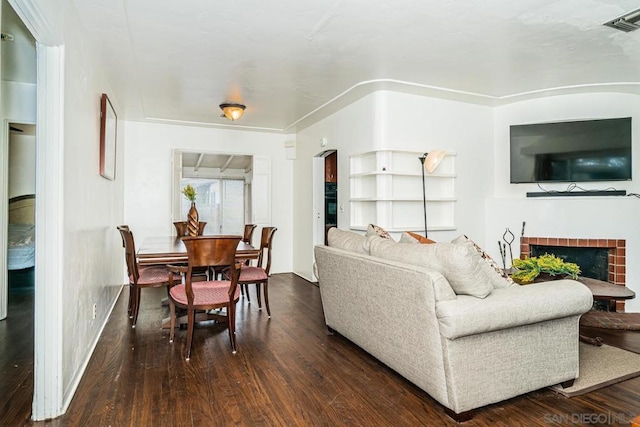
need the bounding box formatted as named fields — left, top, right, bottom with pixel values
left=418, top=150, right=446, bottom=238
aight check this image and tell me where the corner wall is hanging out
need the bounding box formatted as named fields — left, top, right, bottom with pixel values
left=293, top=90, right=494, bottom=280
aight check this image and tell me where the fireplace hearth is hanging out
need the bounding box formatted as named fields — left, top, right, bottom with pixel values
left=520, top=237, right=626, bottom=310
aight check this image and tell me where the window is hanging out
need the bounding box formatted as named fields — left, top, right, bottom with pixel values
left=180, top=178, right=245, bottom=235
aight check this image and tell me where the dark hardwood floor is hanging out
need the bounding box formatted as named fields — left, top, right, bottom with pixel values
left=2, top=273, right=640, bottom=426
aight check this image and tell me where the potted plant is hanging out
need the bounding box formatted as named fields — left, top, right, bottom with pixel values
left=511, top=253, right=581, bottom=284
left=182, top=184, right=197, bottom=203
left=182, top=184, right=199, bottom=236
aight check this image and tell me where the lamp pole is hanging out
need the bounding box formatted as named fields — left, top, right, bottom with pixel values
left=419, top=153, right=428, bottom=238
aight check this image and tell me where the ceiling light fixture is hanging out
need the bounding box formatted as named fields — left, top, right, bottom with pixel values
left=219, top=103, right=246, bottom=121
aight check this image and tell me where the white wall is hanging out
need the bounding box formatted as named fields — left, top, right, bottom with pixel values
left=487, top=92, right=640, bottom=312
left=293, top=90, right=494, bottom=280
left=48, top=0, right=125, bottom=408
left=1, top=81, right=36, bottom=120
left=8, top=132, right=35, bottom=198
left=123, top=121, right=294, bottom=274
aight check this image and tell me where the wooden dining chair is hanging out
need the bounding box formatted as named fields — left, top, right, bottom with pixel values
left=236, top=224, right=258, bottom=297
left=117, top=225, right=181, bottom=328
left=167, top=235, right=243, bottom=360
left=227, top=227, right=277, bottom=317
left=243, top=224, right=257, bottom=244
left=173, top=221, right=207, bottom=237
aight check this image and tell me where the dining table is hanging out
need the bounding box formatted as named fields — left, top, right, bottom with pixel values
left=136, top=235, right=260, bottom=329
left=137, top=235, right=259, bottom=266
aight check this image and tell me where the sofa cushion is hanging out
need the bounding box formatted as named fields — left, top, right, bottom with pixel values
left=327, top=228, right=368, bottom=254
left=436, top=280, right=593, bottom=339
left=451, top=235, right=516, bottom=289
left=365, top=223, right=393, bottom=240
left=369, top=238, right=493, bottom=298
left=399, top=231, right=436, bottom=244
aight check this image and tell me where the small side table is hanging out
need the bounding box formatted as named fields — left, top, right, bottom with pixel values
left=577, top=276, right=636, bottom=311
left=576, top=277, right=636, bottom=346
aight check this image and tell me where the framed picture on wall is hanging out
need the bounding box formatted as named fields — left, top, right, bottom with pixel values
left=99, top=93, right=117, bottom=180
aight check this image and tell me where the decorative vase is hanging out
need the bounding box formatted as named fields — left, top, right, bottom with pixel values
left=187, top=202, right=199, bottom=236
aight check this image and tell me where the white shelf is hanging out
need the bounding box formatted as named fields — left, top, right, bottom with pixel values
left=349, top=149, right=456, bottom=233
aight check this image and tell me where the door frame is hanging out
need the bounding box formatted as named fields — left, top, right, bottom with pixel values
left=9, top=0, right=66, bottom=419
left=312, top=150, right=337, bottom=280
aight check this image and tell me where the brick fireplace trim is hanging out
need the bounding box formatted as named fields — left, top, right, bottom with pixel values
left=520, top=237, right=626, bottom=287
left=520, top=237, right=627, bottom=311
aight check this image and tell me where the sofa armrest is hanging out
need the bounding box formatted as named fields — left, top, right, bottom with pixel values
left=436, top=280, right=593, bottom=340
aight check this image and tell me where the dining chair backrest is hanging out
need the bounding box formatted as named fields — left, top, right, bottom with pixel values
left=117, top=225, right=139, bottom=283
left=182, top=235, right=241, bottom=270
left=173, top=221, right=207, bottom=236
left=182, top=236, right=242, bottom=300
left=257, top=227, right=277, bottom=274
left=243, top=224, right=257, bottom=244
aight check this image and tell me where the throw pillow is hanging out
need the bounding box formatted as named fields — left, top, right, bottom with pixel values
left=369, top=238, right=493, bottom=298
left=327, top=228, right=368, bottom=254
left=365, top=223, right=393, bottom=240
left=451, top=235, right=516, bottom=289
left=399, top=231, right=436, bottom=244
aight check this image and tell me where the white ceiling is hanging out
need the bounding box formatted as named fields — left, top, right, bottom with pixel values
left=4, top=0, right=640, bottom=135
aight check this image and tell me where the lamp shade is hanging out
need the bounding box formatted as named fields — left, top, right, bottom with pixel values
left=424, top=150, right=446, bottom=173
left=219, top=103, right=246, bottom=121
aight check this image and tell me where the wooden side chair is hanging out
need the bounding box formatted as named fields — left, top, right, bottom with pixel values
left=167, top=235, right=242, bottom=360
left=227, top=227, right=277, bottom=317
left=173, top=221, right=207, bottom=237
left=243, top=224, right=257, bottom=244
left=238, top=224, right=258, bottom=297
left=117, top=225, right=181, bottom=328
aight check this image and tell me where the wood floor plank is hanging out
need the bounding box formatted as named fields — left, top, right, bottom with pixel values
left=3, top=273, right=640, bottom=426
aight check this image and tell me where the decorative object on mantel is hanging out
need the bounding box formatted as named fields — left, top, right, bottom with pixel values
left=418, top=150, right=446, bottom=238
left=502, top=228, right=515, bottom=268
left=182, top=184, right=199, bottom=237
left=511, top=253, right=581, bottom=284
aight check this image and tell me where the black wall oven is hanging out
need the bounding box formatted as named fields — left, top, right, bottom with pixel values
left=325, top=182, right=337, bottom=226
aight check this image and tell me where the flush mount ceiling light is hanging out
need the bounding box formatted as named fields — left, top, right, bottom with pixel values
left=604, top=7, right=640, bottom=32
left=219, top=103, right=246, bottom=121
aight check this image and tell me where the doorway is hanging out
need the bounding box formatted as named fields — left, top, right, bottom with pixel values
left=312, top=150, right=338, bottom=278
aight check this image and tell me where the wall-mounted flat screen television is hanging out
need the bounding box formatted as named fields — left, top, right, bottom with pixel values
left=510, top=117, right=632, bottom=183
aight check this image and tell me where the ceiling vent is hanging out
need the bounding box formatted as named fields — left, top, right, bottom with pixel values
left=604, top=8, right=640, bottom=32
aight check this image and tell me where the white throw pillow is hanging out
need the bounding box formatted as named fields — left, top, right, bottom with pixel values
left=451, top=235, right=516, bottom=289
left=327, top=228, right=368, bottom=254
left=369, top=238, right=493, bottom=298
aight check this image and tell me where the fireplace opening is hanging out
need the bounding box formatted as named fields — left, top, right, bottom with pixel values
left=529, top=245, right=609, bottom=282
left=520, top=237, right=627, bottom=311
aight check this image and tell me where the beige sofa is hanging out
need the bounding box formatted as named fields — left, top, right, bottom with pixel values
left=313, top=228, right=593, bottom=420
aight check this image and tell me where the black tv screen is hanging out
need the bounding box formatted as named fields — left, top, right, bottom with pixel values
left=510, top=117, right=632, bottom=183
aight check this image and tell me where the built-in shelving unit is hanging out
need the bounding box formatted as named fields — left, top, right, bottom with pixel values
left=349, top=149, right=456, bottom=232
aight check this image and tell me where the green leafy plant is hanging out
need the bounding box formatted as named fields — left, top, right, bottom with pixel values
left=511, top=253, right=581, bottom=284
left=181, top=184, right=197, bottom=202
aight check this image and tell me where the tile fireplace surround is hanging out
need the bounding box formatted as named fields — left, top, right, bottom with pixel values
left=520, top=237, right=627, bottom=311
